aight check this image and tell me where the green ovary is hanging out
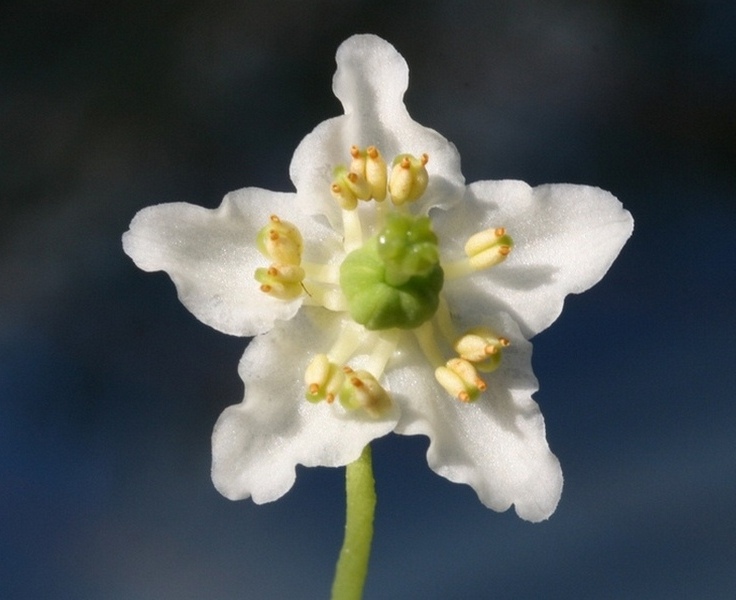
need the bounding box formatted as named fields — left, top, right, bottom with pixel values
left=340, top=214, right=443, bottom=330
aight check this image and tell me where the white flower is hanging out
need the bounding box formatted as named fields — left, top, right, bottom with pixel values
left=122, top=34, right=633, bottom=522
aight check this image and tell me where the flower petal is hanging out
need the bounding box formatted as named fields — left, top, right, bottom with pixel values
left=123, top=187, right=341, bottom=337
left=388, top=312, right=562, bottom=522
left=211, top=308, right=399, bottom=503
left=290, top=34, right=464, bottom=229
left=437, top=180, right=634, bottom=337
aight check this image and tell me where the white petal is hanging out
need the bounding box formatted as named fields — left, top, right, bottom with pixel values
left=388, top=313, right=562, bottom=522
left=211, top=308, right=399, bottom=503
left=437, top=180, right=634, bottom=337
left=123, top=188, right=341, bottom=337
left=290, top=34, right=464, bottom=229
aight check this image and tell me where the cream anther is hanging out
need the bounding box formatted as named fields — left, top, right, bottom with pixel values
left=464, top=227, right=513, bottom=270
left=339, top=368, right=392, bottom=418
left=454, top=327, right=509, bottom=372
left=389, top=153, right=429, bottom=205
left=304, top=354, right=345, bottom=404
left=435, top=358, right=487, bottom=402
left=348, top=145, right=388, bottom=202
left=331, top=165, right=371, bottom=210
left=255, top=264, right=305, bottom=300
left=257, top=216, right=303, bottom=266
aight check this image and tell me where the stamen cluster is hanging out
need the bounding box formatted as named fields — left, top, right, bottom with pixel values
left=254, top=216, right=305, bottom=299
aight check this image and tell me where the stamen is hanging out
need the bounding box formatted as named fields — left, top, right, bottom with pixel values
left=389, top=153, right=429, bottom=205
left=348, top=145, right=388, bottom=202
left=300, top=284, right=349, bottom=312
left=255, top=264, right=305, bottom=300
left=339, top=368, right=392, bottom=418
left=435, top=358, right=486, bottom=402
left=443, top=227, right=514, bottom=279
left=364, top=329, right=400, bottom=379
left=326, top=320, right=364, bottom=365
left=331, top=182, right=357, bottom=211
left=434, top=295, right=459, bottom=346
left=256, top=215, right=303, bottom=265
left=454, top=327, right=509, bottom=373
left=304, top=353, right=345, bottom=404
left=342, top=208, right=363, bottom=253
left=302, top=262, right=340, bottom=285
left=413, top=321, right=445, bottom=369
left=464, top=227, right=514, bottom=270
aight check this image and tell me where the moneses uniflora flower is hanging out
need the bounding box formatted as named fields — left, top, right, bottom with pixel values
left=123, top=34, right=632, bottom=522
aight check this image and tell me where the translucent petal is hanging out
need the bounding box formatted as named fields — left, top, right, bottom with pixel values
left=211, top=308, right=399, bottom=503
left=388, top=312, right=562, bottom=522
left=437, top=180, right=634, bottom=337
left=122, top=188, right=341, bottom=337
left=290, top=34, right=464, bottom=229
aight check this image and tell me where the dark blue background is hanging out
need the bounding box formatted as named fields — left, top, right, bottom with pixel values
left=2, top=1, right=735, bottom=598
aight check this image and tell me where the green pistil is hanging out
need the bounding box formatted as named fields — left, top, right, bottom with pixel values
left=339, top=214, right=443, bottom=331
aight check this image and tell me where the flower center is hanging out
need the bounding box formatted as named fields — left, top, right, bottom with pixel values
left=339, top=213, right=443, bottom=330
left=253, top=144, right=517, bottom=414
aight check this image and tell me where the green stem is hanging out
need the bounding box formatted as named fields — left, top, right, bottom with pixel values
left=330, top=445, right=376, bottom=600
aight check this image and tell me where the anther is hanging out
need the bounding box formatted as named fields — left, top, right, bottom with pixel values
left=339, top=369, right=392, bottom=418
left=435, top=358, right=487, bottom=402
left=454, top=328, right=509, bottom=372
left=464, top=227, right=514, bottom=270
left=389, top=153, right=429, bottom=205
left=331, top=165, right=371, bottom=209
left=257, top=216, right=303, bottom=265
left=255, top=264, right=305, bottom=300
left=348, top=145, right=387, bottom=202
left=304, top=354, right=345, bottom=404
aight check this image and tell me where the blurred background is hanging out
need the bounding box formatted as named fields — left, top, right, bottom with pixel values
left=2, top=1, right=735, bottom=598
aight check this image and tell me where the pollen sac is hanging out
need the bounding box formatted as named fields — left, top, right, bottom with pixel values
left=388, top=153, right=429, bottom=205
left=340, top=214, right=443, bottom=330
left=339, top=368, right=392, bottom=418
left=330, top=165, right=371, bottom=210
left=435, top=358, right=487, bottom=403
left=304, top=354, right=345, bottom=403
left=464, top=227, right=513, bottom=270
left=256, top=215, right=303, bottom=265
left=350, top=145, right=387, bottom=201
left=454, top=327, right=509, bottom=372
left=255, top=264, right=305, bottom=300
